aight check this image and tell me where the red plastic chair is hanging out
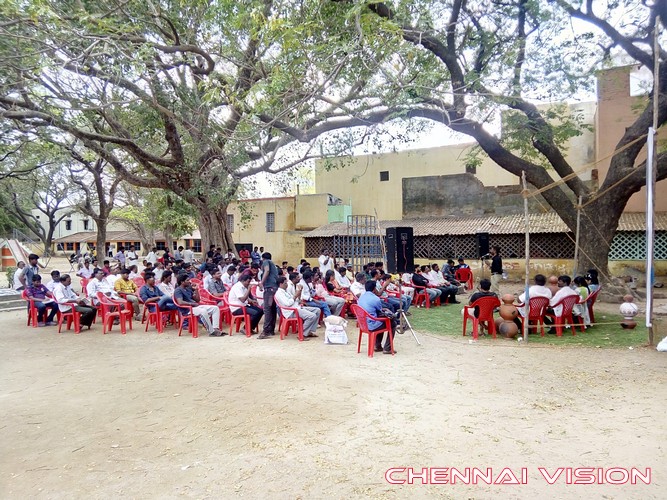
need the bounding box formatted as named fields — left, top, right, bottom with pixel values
left=516, top=296, right=550, bottom=336
left=411, top=282, right=440, bottom=308
left=56, top=302, right=82, bottom=334
left=21, top=290, right=40, bottom=328
left=199, top=288, right=231, bottom=329
left=462, top=296, right=501, bottom=340
left=96, top=292, right=133, bottom=334
left=131, top=277, right=145, bottom=288
left=228, top=304, right=252, bottom=337
left=455, top=268, right=474, bottom=290
left=80, top=278, right=89, bottom=297
left=545, top=294, right=585, bottom=336
left=350, top=304, right=394, bottom=357
left=587, top=287, right=601, bottom=324
left=176, top=305, right=199, bottom=338
left=140, top=298, right=177, bottom=333
left=277, top=305, right=305, bottom=341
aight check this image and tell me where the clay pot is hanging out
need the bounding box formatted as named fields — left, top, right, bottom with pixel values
left=498, top=320, right=519, bottom=338
left=499, top=305, right=518, bottom=321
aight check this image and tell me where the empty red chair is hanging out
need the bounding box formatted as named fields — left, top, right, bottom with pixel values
left=277, top=305, right=305, bottom=341
left=545, top=295, right=585, bottom=336
left=131, top=277, right=145, bottom=288
left=455, top=268, right=474, bottom=290
left=350, top=304, right=394, bottom=357
left=462, top=296, right=501, bottom=340
left=587, top=287, right=602, bottom=324
left=80, top=278, right=89, bottom=297
left=516, top=296, right=550, bottom=336
left=21, top=290, right=39, bottom=328
left=96, top=292, right=133, bottom=334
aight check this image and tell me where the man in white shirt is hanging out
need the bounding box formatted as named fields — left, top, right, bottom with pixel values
left=517, top=274, right=552, bottom=317
left=548, top=275, right=579, bottom=317
left=222, top=265, right=237, bottom=289
left=106, top=267, right=121, bottom=287
left=146, top=247, right=158, bottom=266
left=223, top=248, right=235, bottom=260
left=318, top=248, right=333, bottom=274
left=426, top=264, right=460, bottom=304
left=174, top=246, right=184, bottom=261
left=183, top=247, right=194, bottom=264
left=13, top=261, right=25, bottom=290
left=86, top=269, right=122, bottom=305
left=275, top=276, right=320, bottom=338
left=76, top=260, right=95, bottom=279
left=126, top=246, right=139, bottom=267
left=350, top=272, right=367, bottom=298
left=299, top=271, right=331, bottom=317
left=53, top=274, right=97, bottom=328
left=228, top=274, right=264, bottom=333
left=334, top=266, right=351, bottom=288
left=46, top=270, right=61, bottom=293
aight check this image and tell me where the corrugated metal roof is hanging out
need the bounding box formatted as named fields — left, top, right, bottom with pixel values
left=302, top=212, right=667, bottom=238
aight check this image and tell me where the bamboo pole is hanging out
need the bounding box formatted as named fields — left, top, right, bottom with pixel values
left=522, top=172, right=530, bottom=342
left=572, top=195, right=582, bottom=278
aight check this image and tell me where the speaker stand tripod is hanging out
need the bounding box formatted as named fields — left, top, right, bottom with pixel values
left=396, top=279, right=420, bottom=345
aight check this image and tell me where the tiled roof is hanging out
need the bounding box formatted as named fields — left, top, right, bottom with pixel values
left=55, top=230, right=167, bottom=243
left=302, top=212, right=667, bottom=237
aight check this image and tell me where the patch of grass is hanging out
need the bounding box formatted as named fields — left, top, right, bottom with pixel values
left=408, top=303, right=649, bottom=348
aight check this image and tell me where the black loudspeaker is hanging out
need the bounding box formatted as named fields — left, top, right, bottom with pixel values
left=476, top=232, right=490, bottom=259
left=386, top=227, right=414, bottom=274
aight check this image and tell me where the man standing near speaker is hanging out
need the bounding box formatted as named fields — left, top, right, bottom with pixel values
left=485, top=246, right=503, bottom=294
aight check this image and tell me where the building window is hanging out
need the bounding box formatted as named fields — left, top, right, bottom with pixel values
left=134, top=242, right=141, bottom=251
left=65, top=220, right=72, bottom=231
left=173, top=241, right=178, bottom=250
left=192, top=239, right=202, bottom=253
left=156, top=241, right=166, bottom=251
left=227, top=214, right=234, bottom=232
left=379, top=171, right=389, bottom=182
left=83, top=220, right=89, bottom=230
left=66, top=242, right=74, bottom=251
left=266, top=212, right=275, bottom=232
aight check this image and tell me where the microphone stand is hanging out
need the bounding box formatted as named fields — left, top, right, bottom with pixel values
left=397, top=274, right=421, bottom=345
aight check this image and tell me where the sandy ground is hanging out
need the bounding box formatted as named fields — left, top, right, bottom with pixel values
left=1, top=301, right=666, bottom=500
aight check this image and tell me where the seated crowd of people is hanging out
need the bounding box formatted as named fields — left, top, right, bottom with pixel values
left=463, top=269, right=600, bottom=336
left=20, top=246, right=475, bottom=345
left=22, top=241, right=599, bottom=345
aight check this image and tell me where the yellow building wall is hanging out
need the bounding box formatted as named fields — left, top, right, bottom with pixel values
left=315, top=102, right=595, bottom=222
left=595, top=65, right=667, bottom=212
left=226, top=197, right=308, bottom=264
left=315, top=144, right=519, bottom=220
left=294, top=193, right=330, bottom=230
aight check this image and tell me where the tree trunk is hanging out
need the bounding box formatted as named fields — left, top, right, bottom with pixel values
left=96, top=220, right=108, bottom=263
left=197, top=204, right=235, bottom=254
left=43, top=225, right=55, bottom=257
left=575, top=196, right=625, bottom=279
